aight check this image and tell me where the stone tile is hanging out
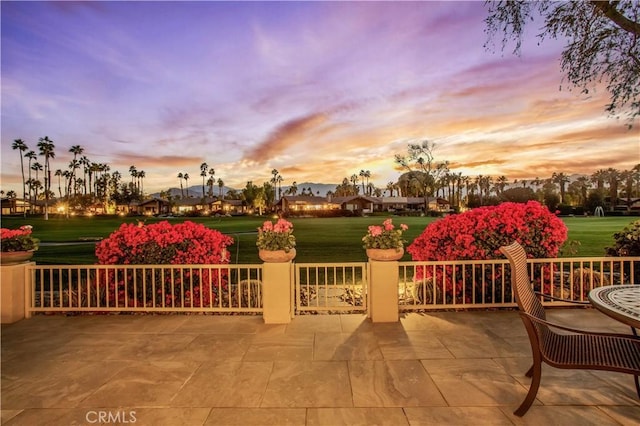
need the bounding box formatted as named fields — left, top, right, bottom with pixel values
left=349, top=360, right=446, bottom=407
left=2, top=408, right=85, bottom=426
left=261, top=361, right=352, bottom=407
left=124, top=407, right=212, bottom=426
left=175, top=315, right=264, bottom=334
left=0, top=410, right=22, bottom=425
left=435, top=329, right=523, bottom=359
left=243, top=333, right=314, bottom=361
left=400, top=312, right=469, bottom=333
left=123, top=314, right=190, bottom=333
left=547, top=309, right=632, bottom=334
left=284, top=314, right=342, bottom=333
left=307, top=407, right=409, bottom=425
left=172, top=361, right=272, bottom=407
left=376, top=330, right=453, bottom=360
left=500, top=405, right=623, bottom=425
left=531, top=370, right=640, bottom=406
left=104, top=333, right=198, bottom=361
left=1, top=407, right=210, bottom=426
left=78, top=361, right=199, bottom=407
left=339, top=314, right=375, bottom=333
left=205, top=408, right=306, bottom=425
left=176, top=333, right=253, bottom=362
left=55, top=316, right=150, bottom=334
left=498, top=357, right=640, bottom=407
left=423, top=358, right=526, bottom=407
left=314, top=331, right=384, bottom=360
left=597, top=406, right=640, bottom=426
left=404, top=407, right=513, bottom=425
left=1, top=361, right=127, bottom=409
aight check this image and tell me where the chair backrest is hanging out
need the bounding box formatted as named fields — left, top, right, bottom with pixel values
left=499, top=242, right=546, bottom=321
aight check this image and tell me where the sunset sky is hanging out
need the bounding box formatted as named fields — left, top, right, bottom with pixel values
left=1, top=1, right=638, bottom=195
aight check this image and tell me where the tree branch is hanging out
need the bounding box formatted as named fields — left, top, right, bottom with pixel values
left=590, top=1, right=640, bottom=35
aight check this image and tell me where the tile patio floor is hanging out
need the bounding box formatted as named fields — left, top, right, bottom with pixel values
left=1, top=309, right=639, bottom=425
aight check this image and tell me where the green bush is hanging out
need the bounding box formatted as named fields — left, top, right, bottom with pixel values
left=606, top=220, right=640, bottom=257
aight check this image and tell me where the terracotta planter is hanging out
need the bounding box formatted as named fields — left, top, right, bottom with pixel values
left=0, top=250, right=35, bottom=265
left=366, top=247, right=404, bottom=261
left=258, top=248, right=296, bottom=263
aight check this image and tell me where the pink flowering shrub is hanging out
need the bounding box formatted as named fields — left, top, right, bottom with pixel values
left=362, top=218, right=408, bottom=249
left=1, top=225, right=39, bottom=252
left=95, top=221, right=234, bottom=307
left=256, top=218, right=296, bottom=252
left=408, top=201, right=567, bottom=303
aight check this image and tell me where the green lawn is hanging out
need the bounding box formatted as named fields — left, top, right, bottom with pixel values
left=1, top=214, right=636, bottom=264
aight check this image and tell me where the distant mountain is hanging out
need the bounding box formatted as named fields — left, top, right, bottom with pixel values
left=149, top=186, right=233, bottom=199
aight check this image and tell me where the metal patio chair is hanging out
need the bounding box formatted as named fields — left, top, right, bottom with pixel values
left=499, top=241, right=640, bottom=416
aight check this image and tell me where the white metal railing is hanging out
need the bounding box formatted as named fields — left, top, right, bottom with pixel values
left=294, top=263, right=367, bottom=313
left=24, top=257, right=639, bottom=315
left=27, top=264, right=263, bottom=315
left=399, top=257, right=639, bottom=311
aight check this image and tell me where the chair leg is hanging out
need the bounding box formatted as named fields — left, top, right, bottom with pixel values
left=634, top=375, right=639, bottom=399
left=525, top=365, right=533, bottom=378
left=515, top=361, right=541, bottom=417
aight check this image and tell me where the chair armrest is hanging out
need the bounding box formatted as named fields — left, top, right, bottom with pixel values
left=520, top=312, right=640, bottom=340
left=534, top=291, right=590, bottom=305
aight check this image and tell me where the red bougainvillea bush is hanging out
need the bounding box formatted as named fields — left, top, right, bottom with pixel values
left=407, top=201, right=568, bottom=304
left=95, top=221, right=234, bottom=308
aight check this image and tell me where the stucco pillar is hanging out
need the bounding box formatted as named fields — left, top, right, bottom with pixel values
left=369, top=260, right=399, bottom=322
left=262, top=261, right=293, bottom=324
left=1, top=262, right=33, bottom=324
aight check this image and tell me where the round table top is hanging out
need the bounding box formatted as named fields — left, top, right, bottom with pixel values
left=588, top=285, right=640, bottom=329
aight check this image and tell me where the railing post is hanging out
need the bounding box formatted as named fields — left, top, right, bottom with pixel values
left=1, top=261, right=34, bottom=324
left=368, top=260, right=399, bottom=322
left=262, top=261, right=294, bottom=324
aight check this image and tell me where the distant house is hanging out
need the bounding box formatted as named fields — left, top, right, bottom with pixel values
left=137, top=198, right=171, bottom=216
left=1, top=197, right=30, bottom=215
left=173, top=197, right=207, bottom=214
left=277, top=196, right=340, bottom=213
left=211, top=199, right=247, bottom=215
left=381, top=196, right=450, bottom=212
left=331, top=195, right=381, bottom=213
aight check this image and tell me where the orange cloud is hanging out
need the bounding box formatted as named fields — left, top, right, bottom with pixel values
left=245, top=113, right=329, bottom=161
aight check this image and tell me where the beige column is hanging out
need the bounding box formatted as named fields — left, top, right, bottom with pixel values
left=1, top=262, right=33, bottom=324
left=262, top=261, right=293, bottom=324
left=369, top=260, right=399, bottom=322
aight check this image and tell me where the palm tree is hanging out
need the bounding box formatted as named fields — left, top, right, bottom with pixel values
left=24, top=150, right=36, bottom=208
left=4, top=190, right=15, bottom=214
left=575, top=176, right=591, bottom=207
left=288, top=181, right=298, bottom=196
left=591, top=169, right=607, bottom=193
left=31, top=161, right=43, bottom=206
left=183, top=173, right=190, bottom=197
left=270, top=169, right=280, bottom=203
left=68, top=145, right=84, bottom=196
left=359, top=170, right=367, bottom=195
left=54, top=169, right=63, bottom=198
left=276, top=175, right=283, bottom=200
left=218, top=178, right=224, bottom=200
left=208, top=168, right=215, bottom=197
left=494, top=175, right=508, bottom=195
left=606, top=168, right=621, bottom=211
left=551, top=172, right=570, bottom=204
left=12, top=139, right=28, bottom=217
left=200, top=162, right=208, bottom=198
left=37, top=136, right=55, bottom=220
left=177, top=172, right=184, bottom=198
left=137, top=170, right=145, bottom=196
left=350, top=174, right=359, bottom=194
